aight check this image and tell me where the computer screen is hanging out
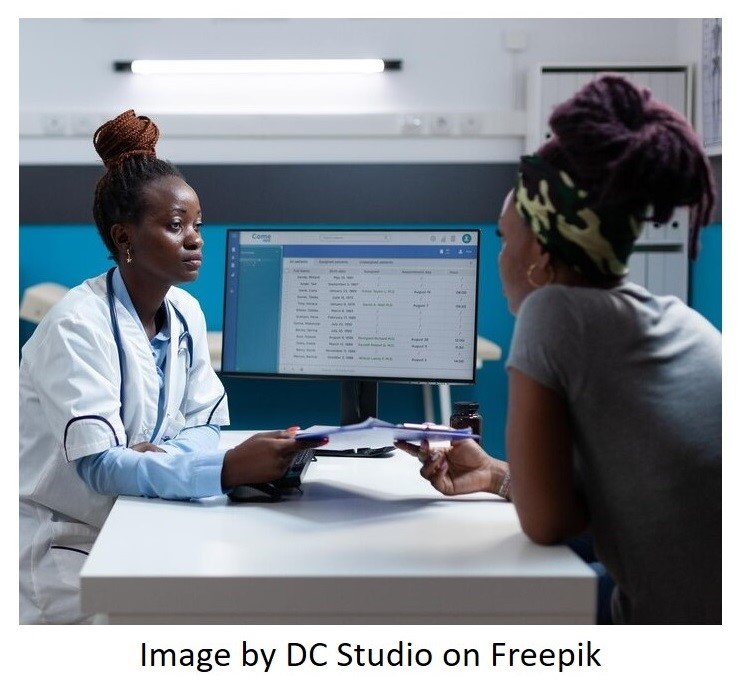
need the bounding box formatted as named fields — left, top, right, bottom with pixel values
left=221, top=228, right=480, bottom=425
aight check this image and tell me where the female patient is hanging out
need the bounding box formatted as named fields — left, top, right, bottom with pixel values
left=397, top=75, right=721, bottom=624
left=19, top=110, right=325, bottom=624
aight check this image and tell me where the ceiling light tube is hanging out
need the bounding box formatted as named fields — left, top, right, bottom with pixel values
left=114, top=59, right=402, bottom=75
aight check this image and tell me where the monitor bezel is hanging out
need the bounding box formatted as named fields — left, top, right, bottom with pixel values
left=220, top=226, right=481, bottom=387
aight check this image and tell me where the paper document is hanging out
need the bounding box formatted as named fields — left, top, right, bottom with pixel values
left=296, top=417, right=478, bottom=451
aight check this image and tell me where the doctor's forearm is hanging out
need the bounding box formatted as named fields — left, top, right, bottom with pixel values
left=76, top=445, right=226, bottom=499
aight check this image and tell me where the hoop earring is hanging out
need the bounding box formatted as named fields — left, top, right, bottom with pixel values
left=126, top=247, right=133, bottom=264
left=526, top=262, right=554, bottom=288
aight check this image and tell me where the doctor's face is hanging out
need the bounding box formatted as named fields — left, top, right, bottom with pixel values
left=129, top=175, right=204, bottom=286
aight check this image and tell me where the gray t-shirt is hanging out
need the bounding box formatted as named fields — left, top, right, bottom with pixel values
left=507, top=282, right=721, bottom=624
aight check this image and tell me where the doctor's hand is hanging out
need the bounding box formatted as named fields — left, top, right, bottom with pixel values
left=130, top=442, right=165, bottom=453
left=221, top=429, right=328, bottom=489
left=394, top=438, right=509, bottom=497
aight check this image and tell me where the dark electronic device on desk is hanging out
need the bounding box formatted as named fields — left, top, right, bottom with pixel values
left=220, top=227, right=481, bottom=460
left=228, top=447, right=314, bottom=503
left=314, top=447, right=395, bottom=458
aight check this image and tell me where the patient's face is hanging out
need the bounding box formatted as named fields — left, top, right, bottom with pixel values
left=497, top=192, right=540, bottom=315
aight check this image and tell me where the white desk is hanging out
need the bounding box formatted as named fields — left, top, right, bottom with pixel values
left=80, top=431, right=595, bottom=624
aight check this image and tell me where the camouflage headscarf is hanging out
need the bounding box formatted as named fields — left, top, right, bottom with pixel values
left=514, top=155, right=643, bottom=282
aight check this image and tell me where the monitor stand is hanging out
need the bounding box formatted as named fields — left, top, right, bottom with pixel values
left=340, top=379, right=378, bottom=425
left=314, top=380, right=394, bottom=458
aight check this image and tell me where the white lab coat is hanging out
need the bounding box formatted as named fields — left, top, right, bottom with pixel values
left=19, top=271, right=229, bottom=624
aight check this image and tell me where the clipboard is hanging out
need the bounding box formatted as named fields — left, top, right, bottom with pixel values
left=295, top=416, right=478, bottom=452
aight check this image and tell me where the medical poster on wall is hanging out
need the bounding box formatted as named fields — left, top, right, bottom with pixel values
left=701, top=18, right=721, bottom=154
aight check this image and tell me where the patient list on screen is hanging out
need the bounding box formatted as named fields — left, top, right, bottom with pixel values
left=222, top=230, right=479, bottom=382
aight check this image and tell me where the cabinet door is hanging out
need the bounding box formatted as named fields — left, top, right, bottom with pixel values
left=534, top=66, right=689, bottom=147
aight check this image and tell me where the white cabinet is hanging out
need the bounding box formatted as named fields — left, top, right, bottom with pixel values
left=629, top=207, right=689, bottom=302
left=527, top=65, right=692, bottom=301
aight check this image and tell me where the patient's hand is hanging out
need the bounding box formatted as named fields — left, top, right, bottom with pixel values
left=395, top=438, right=508, bottom=497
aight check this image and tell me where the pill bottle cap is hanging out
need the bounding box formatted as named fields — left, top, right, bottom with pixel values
left=453, top=401, right=480, bottom=414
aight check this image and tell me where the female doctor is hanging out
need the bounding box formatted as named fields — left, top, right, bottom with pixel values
left=19, top=110, right=326, bottom=624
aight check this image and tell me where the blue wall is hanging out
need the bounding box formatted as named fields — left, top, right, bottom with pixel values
left=19, top=222, right=514, bottom=457
left=690, top=223, right=722, bottom=331
left=19, top=220, right=721, bottom=458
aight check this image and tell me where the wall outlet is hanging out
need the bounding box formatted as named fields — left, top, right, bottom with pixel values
left=430, top=114, right=453, bottom=136
left=459, top=113, right=483, bottom=135
left=41, top=114, right=68, bottom=136
left=400, top=114, right=425, bottom=135
left=70, top=114, right=98, bottom=136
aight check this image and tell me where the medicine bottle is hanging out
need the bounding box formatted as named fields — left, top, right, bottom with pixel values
left=449, top=401, right=482, bottom=444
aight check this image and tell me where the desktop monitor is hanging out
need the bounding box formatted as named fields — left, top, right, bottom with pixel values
left=221, top=228, right=480, bottom=427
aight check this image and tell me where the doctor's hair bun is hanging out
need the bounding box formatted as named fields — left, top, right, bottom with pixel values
left=537, top=73, right=715, bottom=260
left=93, top=109, right=160, bottom=170
left=92, top=109, right=184, bottom=262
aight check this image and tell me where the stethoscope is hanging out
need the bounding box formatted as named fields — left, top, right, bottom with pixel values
left=105, top=267, right=193, bottom=415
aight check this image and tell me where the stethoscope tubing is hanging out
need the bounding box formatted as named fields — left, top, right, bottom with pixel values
left=106, top=268, right=127, bottom=409
left=105, top=267, right=193, bottom=426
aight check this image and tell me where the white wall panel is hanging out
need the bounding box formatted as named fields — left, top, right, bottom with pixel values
left=20, top=18, right=689, bottom=164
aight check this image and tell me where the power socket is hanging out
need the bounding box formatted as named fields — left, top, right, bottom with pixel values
left=400, top=114, right=425, bottom=135
left=459, top=113, right=483, bottom=136
left=70, top=114, right=98, bottom=136
left=41, top=114, right=68, bottom=136
left=430, top=114, right=453, bottom=136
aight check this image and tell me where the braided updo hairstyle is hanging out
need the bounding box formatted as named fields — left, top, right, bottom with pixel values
left=93, top=109, right=184, bottom=260
left=538, top=74, right=715, bottom=260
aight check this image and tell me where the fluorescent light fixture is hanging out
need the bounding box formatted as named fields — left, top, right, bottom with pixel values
left=114, top=59, right=402, bottom=75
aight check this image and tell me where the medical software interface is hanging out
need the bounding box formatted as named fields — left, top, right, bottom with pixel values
left=222, top=229, right=479, bottom=382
